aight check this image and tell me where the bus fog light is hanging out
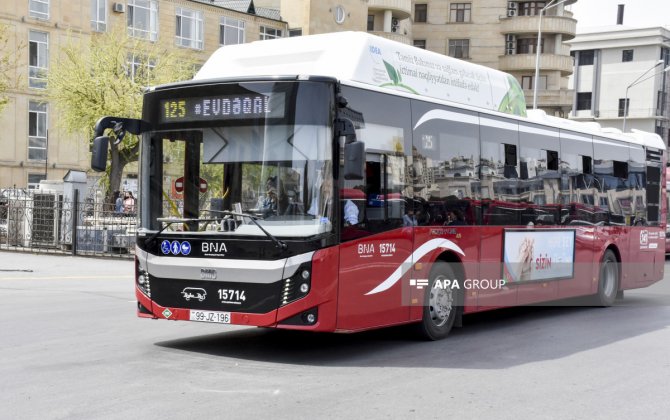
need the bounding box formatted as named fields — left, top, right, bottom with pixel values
left=300, top=283, right=309, bottom=293
left=138, top=271, right=148, bottom=285
left=301, top=270, right=310, bottom=280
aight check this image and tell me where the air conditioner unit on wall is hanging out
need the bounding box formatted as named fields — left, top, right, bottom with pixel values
left=506, top=41, right=516, bottom=50
left=506, top=48, right=516, bottom=55
left=506, top=34, right=516, bottom=43
left=507, top=9, right=517, bottom=17
left=113, top=3, right=126, bottom=13
left=508, top=2, right=518, bottom=10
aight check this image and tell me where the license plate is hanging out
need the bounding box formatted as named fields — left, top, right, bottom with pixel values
left=189, top=310, right=231, bottom=324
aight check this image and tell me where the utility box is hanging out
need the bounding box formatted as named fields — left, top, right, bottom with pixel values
left=60, top=170, right=88, bottom=245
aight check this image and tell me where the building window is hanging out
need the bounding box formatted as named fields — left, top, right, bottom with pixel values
left=28, top=101, right=48, bottom=161
left=618, top=98, right=630, bottom=117
left=126, top=53, right=155, bottom=82
left=517, top=38, right=542, bottom=54
left=28, top=174, right=46, bottom=190
left=622, top=49, right=634, bottom=62
left=29, top=0, right=49, bottom=20
left=260, top=26, right=282, bottom=40
left=127, top=0, right=158, bottom=42
left=414, top=39, right=426, bottom=49
left=175, top=7, right=204, bottom=49
left=29, top=31, right=48, bottom=89
left=289, top=29, right=302, bottom=37
left=448, top=39, right=470, bottom=59
left=521, top=75, right=547, bottom=90
left=577, top=92, right=592, bottom=111
left=519, top=2, right=546, bottom=17
left=415, top=4, right=427, bottom=23
left=334, top=6, right=346, bottom=24
left=450, top=3, right=471, bottom=23
left=220, top=17, right=245, bottom=45
left=91, top=0, right=107, bottom=32
left=367, top=15, right=374, bottom=31
left=579, top=50, right=595, bottom=66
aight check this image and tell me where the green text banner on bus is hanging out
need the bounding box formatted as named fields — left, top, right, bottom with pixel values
left=195, top=32, right=527, bottom=117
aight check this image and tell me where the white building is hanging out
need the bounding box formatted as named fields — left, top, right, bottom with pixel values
left=567, top=26, right=670, bottom=146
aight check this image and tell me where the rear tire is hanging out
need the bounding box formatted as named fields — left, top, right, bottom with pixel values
left=593, top=249, right=619, bottom=307
left=416, top=262, right=461, bottom=340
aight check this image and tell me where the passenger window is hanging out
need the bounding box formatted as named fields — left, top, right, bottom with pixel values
left=339, top=86, right=412, bottom=239
left=411, top=102, right=480, bottom=226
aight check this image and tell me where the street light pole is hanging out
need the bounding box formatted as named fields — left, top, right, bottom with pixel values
left=622, top=60, right=669, bottom=132
left=532, top=0, right=569, bottom=110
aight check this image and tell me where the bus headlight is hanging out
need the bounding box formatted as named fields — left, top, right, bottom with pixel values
left=281, top=262, right=312, bottom=306
left=135, top=258, right=151, bottom=298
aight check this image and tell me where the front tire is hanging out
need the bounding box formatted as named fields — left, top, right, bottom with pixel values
left=593, top=249, right=619, bottom=307
left=416, top=262, right=461, bottom=340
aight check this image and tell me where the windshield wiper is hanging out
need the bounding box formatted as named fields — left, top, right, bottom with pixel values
left=215, top=210, right=287, bottom=250
left=146, top=217, right=218, bottom=246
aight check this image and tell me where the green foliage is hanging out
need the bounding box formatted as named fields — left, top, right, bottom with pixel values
left=49, top=25, right=197, bottom=136
left=47, top=25, right=199, bottom=198
left=0, top=24, right=18, bottom=113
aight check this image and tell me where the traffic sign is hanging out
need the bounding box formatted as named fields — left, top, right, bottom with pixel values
left=175, top=177, right=184, bottom=193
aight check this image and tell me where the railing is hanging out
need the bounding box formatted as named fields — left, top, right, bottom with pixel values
left=0, top=188, right=135, bottom=258
left=500, top=15, right=577, bottom=39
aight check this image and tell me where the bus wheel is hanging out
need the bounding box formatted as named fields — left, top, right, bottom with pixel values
left=416, top=262, right=460, bottom=340
left=594, top=249, right=619, bottom=307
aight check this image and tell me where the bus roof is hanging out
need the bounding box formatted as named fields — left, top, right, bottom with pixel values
left=525, top=109, right=666, bottom=151
left=195, top=31, right=527, bottom=117
left=193, top=31, right=665, bottom=152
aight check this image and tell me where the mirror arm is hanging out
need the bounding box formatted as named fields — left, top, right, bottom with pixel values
left=94, top=116, right=152, bottom=143
left=334, top=117, right=356, bottom=145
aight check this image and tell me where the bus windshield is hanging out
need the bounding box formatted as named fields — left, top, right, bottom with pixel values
left=141, top=81, right=335, bottom=238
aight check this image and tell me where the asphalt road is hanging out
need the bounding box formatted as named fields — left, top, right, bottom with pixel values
left=1, top=251, right=669, bottom=419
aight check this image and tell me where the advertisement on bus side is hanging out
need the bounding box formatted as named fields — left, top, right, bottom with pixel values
left=502, top=230, right=575, bottom=283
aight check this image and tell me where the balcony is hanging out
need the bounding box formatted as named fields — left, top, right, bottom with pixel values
left=499, top=53, right=574, bottom=75
left=523, top=89, right=574, bottom=110
left=500, top=15, right=577, bottom=40
left=367, top=0, right=412, bottom=20
left=369, top=31, right=411, bottom=45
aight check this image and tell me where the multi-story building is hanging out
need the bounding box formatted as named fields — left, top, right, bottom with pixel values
left=568, top=26, right=670, bottom=146
left=411, top=0, right=577, bottom=117
left=0, top=0, right=286, bottom=189
left=260, top=1, right=578, bottom=117
left=1, top=0, right=583, bottom=189
left=255, top=0, right=412, bottom=43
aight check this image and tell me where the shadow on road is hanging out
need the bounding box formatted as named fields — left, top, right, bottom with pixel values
left=155, top=299, right=670, bottom=369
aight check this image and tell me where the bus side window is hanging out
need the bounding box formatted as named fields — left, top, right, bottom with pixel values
left=503, top=144, right=518, bottom=179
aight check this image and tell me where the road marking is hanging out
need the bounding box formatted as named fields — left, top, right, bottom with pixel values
left=0, top=275, right=133, bottom=281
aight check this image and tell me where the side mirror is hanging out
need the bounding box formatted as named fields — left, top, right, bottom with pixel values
left=91, top=136, right=109, bottom=172
left=344, top=141, right=365, bottom=180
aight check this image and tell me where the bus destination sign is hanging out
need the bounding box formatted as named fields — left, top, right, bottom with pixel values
left=159, top=92, right=286, bottom=123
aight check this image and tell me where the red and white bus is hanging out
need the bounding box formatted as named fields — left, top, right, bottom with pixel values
left=92, top=33, right=666, bottom=340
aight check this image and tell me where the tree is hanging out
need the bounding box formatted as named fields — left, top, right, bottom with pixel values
left=0, top=24, right=22, bottom=113
left=48, top=26, right=197, bottom=201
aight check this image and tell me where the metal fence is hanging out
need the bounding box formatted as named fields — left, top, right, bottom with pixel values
left=0, top=188, right=135, bottom=258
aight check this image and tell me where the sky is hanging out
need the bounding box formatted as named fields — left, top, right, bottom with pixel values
left=569, top=0, right=670, bottom=30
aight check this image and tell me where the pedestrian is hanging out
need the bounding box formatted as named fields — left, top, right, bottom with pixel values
left=123, top=191, right=135, bottom=215
left=114, top=191, right=123, bottom=214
